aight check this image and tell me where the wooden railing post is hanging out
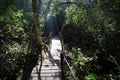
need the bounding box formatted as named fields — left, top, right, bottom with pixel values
left=61, top=51, right=65, bottom=80
left=59, top=32, right=65, bottom=80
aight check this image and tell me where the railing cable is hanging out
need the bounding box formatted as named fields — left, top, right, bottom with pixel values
left=63, top=54, right=79, bottom=80
left=59, top=32, right=78, bottom=80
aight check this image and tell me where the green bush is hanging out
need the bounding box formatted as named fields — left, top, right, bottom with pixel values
left=72, top=48, right=93, bottom=80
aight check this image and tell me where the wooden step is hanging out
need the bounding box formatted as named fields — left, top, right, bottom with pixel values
left=38, top=60, right=61, bottom=66
left=31, top=71, right=61, bottom=77
left=35, top=65, right=60, bottom=70
left=32, top=69, right=61, bottom=73
left=31, top=76, right=61, bottom=80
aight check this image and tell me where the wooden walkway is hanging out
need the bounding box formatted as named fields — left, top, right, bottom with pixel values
left=30, top=37, right=62, bottom=80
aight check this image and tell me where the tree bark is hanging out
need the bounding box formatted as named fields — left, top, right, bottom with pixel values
left=21, top=0, right=42, bottom=80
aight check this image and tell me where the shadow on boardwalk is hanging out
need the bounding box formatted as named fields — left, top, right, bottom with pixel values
left=30, top=37, right=61, bottom=80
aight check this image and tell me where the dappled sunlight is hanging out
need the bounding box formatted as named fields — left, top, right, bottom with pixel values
left=50, top=38, right=62, bottom=60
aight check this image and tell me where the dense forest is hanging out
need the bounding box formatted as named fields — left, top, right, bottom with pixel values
left=0, top=0, right=120, bottom=80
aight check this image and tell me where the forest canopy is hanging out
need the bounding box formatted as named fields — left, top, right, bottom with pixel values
left=0, top=0, right=120, bottom=80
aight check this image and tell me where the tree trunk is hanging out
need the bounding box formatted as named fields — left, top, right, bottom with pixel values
left=32, top=0, right=42, bottom=44
left=21, top=0, right=42, bottom=80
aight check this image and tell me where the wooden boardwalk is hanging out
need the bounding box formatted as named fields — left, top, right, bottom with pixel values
left=30, top=37, right=62, bottom=80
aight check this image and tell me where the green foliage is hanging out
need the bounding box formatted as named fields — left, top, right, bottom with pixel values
left=73, top=48, right=93, bottom=66
left=0, top=6, right=29, bottom=80
left=0, top=0, right=42, bottom=80
left=63, top=0, right=120, bottom=79
left=99, top=0, right=120, bottom=26
left=85, top=73, right=98, bottom=80
left=6, top=9, right=25, bottom=38
left=0, top=41, right=28, bottom=80
left=72, top=48, right=93, bottom=80
left=0, top=0, right=16, bottom=16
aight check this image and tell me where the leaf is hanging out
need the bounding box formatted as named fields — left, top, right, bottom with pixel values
left=16, top=27, right=24, bottom=32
